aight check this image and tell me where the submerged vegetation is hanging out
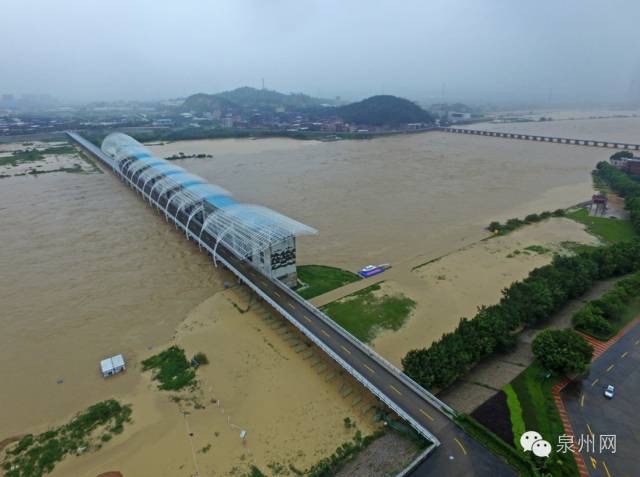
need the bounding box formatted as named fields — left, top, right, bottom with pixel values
left=1, top=400, right=132, bottom=477
left=296, top=264, right=361, bottom=299
left=0, top=142, right=101, bottom=177
left=402, top=240, right=640, bottom=391
left=404, top=162, right=640, bottom=391
left=322, top=283, right=415, bottom=343
left=141, top=346, right=197, bottom=391
left=0, top=144, right=77, bottom=168
left=487, top=209, right=566, bottom=236
left=304, top=429, right=387, bottom=477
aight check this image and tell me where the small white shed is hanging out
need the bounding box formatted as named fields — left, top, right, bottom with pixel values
left=100, top=354, right=126, bottom=378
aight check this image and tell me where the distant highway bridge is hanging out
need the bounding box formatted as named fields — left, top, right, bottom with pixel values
left=441, top=126, right=640, bottom=150
left=67, top=131, right=516, bottom=476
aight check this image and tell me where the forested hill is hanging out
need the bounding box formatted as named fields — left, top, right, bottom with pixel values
left=182, top=87, right=333, bottom=111
left=336, top=95, right=433, bottom=126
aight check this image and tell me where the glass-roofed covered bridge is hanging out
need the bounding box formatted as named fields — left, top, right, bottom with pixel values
left=101, top=133, right=317, bottom=286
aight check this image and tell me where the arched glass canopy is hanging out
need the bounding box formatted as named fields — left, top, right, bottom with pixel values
left=101, top=133, right=317, bottom=261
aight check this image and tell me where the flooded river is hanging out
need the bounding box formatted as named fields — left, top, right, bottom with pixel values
left=0, top=122, right=632, bottom=438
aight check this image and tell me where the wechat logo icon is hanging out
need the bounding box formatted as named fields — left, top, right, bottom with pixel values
left=520, top=430, right=552, bottom=458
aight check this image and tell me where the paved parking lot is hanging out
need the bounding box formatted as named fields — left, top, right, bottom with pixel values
left=563, top=321, right=640, bottom=477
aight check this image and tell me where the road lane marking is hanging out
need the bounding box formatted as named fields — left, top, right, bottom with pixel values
left=621, top=351, right=628, bottom=358
left=635, top=339, right=640, bottom=346
left=602, top=461, right=612, bottom=477
left=273, top=291, right=281, bottom=298
left=580, top=394, right=585, bottom=407
left=586, top=423, right=594, bottom=438
left=321, top=329, right=331, bottom=338
left=454, top=437, right=468, bottom=455
left=590, top=456, right=597, bottom=469
left=287, top=303, right=295, bottom=310
left=389, top=384, right=403, bottom=396
left=419, top=408, right=434, bottom=421
left=340, top=345, right=352, bottom=355
left=304, top=316, right=312, bottom=323
left=591, top=378, right=599, bottom=387
left=362, top=363, right=376, bottom=374
left=606, top=364, right=615, bottom=372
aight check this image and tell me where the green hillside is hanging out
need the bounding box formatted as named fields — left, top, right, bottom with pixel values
left=337, top=95, right=433, bottom=126
left=182, top=87, right=333, bottom=111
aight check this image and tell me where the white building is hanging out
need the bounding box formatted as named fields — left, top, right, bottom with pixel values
left=100, top=354, right=126, bottom=378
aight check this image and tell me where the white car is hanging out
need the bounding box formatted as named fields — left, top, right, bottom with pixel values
left=604, top=385, right=615, bottom=399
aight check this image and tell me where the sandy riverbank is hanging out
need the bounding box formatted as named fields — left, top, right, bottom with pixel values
left=0, top=127, right=615, bottom=474
left=368, top=218, right=600, bottom=366
left=46, top=288, right=377, bottom=477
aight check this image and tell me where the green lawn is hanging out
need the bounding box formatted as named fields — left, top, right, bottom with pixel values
left=321, top=283, right=415, bottom=343
left=296, top=264, right=361, bottom=299
left=566, top=208, right=636, bottom=243
left=506, top=363, right=579, bottom=477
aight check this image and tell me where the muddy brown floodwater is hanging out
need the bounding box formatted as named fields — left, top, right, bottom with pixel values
left=0, top=122, right=634, bottom=472
left=149, top=131, right=605, bottom=269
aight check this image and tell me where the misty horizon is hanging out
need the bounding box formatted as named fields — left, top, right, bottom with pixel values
left=2, top=0, right=640, bottom=106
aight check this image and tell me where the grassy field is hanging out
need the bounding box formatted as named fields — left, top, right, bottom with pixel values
left=508, top=363, right=579, bottom=477
left=566, top=208, right=636, bottom=243
left=296, top=264, right=361, bottom=299
left=321, top=283, right=415, bottom=343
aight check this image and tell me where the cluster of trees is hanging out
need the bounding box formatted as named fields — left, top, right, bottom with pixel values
left=182, top=87, right=333, bottom=112
left=610, top=150, right=634, bottom=161
left=595, top=162, right=640, bottom=233
left=337, top=95, right=433, bottom=126
left=572, top=273, right=640, bottom=338
left=488, top=209, right=565, bottom=235
left=532, top=329, right=593, bottom=376
left=402, top=241, right=640, bottom=391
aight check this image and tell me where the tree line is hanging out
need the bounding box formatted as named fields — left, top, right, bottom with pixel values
left=594, top=161, right=640, bottom=233
left=403, top=162, right=640, bottom=391
left=401, top=241, right=640, bottom=390
left=488, top=209, right=566, bottom=235
left=572, top=272, right=640, bottom=339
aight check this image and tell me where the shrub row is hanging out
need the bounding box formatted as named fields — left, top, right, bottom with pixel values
left=488, top=209, right=565, bottom=235
left=402, top=241, right=640, bottom=391
left=572, top=272, right=640, bottom=339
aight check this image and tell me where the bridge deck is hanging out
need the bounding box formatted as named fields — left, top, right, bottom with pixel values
left=441, top=126, right=640, bottom=150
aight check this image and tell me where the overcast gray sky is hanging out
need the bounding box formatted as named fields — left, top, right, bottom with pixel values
left=2, top=0, right=639, bottom=104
